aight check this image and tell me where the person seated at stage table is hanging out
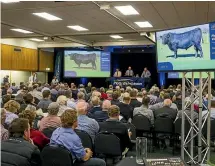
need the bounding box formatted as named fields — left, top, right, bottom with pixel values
left=113, top=68, right=122, bottom=77
left=125, top=66, right=134, bottom=77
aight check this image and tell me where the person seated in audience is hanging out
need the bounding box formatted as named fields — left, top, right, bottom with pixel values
left=57, top=95, right=70, bottom=116
left=154, top=99, right=177, bottom=121
left=136, top=92, right=143, bottom=103
left=58, top=83, right=66, bottom=96
left=107, top=85, right=113, bottom=93
left=99, top=105, right=132, bottom=154
left=1, top=108, right=9, bottom=141
left=129, top=89, right=142, bottom=110
left=19, top=110, right=50, bottom=150
left=37, top=90, right=52, bottom=112
left=50, top=109, right=106, bottom=166
left=203, top=100, right=215, bottom=119
left=173, top=91, right=182, bottom=110
left=65, top=90, right=76, bottom=109
left=41, top=83, right=51, bottom=93
left=2, top=93, right=11, bottom=106
left=31, top=84, right=43, bottom=100
left=4, top=100, right=20, bottom=126
left=133, top=96, right=154, bottom=125
left=1, top=118, right=41, bottom=166
left=17, top=84, right=28, bottom=95
left=88, top=97, right=109, bottom=122
left=147, top=89, right=157, bottom=105
left=2, top=83, right=10, bottom=96
left=118, top=92, right=133, bottom=121
left=86, top=82, right=92, bottom=94
left=72, top=84, right=79, bottom=100
left=150, top=93, right=178, bottom=112
left=111, top=91, right=120, bottom=106
left=175, top=100, right=198, bottom=122
left=100, top=87, right=108, bottom=100
left=77, top=91, right=86, bottom=103
left=76, top=101, right=99, bottom=142
left=39, top=102, right=61, bottom=131
left=20, top=93, right=37, bottom=112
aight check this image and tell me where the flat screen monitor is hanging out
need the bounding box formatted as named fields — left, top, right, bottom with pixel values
left=156, top=22, right=215, bottom=72
left=64, top=50, right=110, bottom=77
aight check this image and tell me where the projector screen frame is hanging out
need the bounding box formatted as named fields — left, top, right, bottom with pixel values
left=63, top=49, right=111, bottom=78
left=155, top=22, right=215, bottom=72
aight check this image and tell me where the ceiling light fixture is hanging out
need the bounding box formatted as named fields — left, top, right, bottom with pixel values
left=135, top=21, right=153, bottom=28
left=11, top=28, right=33, bottom=34
left=114, top=5, right=139, bottom=15
left=33, top=12, right=62, bottom=21
left=110, top=35, right=123, bottom=39
left=1, top=0, right=19, bottom=3
left=30, top=38, right=44, bottom=42
left=67, top=25, right=88, bottom=31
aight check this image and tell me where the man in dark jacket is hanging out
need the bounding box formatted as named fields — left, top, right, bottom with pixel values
left=129, top=90, right=141, bottom=110
left=37, top=90, right=52, bottom=112
left=111, top=91, right=120, bottom=106
left=118, top=92, right=133, bottom=121
left=99, top=105, right=132, bottom=153
left=154, top=99, right=177, bottom=121
left=1, top=118, right=41, bottom=166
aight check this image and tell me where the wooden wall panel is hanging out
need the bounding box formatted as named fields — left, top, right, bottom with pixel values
left=1, top=44, right=38, bottom=71
left=39, top=50, right=54, bottom=72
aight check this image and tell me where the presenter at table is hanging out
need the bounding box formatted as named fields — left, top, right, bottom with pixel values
left=113, top=68, right=122, bottom=77
left=141, top=67, right=151, bottom=89
left=125, top=66, right=134, bottom=77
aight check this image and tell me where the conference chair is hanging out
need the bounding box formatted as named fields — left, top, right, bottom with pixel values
left=42, top=127, right=57, bottom=138
left=41, top=144, right=74, bottom=166
left=94, top=132, right=122, bottom=164
left=74, top=129, right=94, bottom=150
left=154, top=116, right=174, bottom=150
left=126, top=123, right=136, bottom=143
left=131, top=114, right=153, bottom=151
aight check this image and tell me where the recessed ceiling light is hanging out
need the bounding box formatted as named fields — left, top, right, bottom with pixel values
left=110, top=35, right=123, bottom=39
left=1, top=0, right=19, bottom=3
left=33, top=12, right=62, bottom=21
left=67, top=25, right=88, bottom=31
left=30, top=38, right=44, bottom=42
left=114, top=5, right=139, bottom=15
left=135, top=21, right=153, bottom=28
left=11, top=28, right=33, bottom=34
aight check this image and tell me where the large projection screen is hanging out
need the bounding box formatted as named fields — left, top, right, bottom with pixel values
left=64, top=50, right=110, bottom=77
left=156, top=22, right=215, bottom=72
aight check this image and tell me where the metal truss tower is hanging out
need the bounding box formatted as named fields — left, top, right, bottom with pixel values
left=181, top=72, right=212, bottom=164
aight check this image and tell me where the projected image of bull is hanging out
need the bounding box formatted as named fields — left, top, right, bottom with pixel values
left=160, top=28, right=203, bottom=59
left=69, top=53, right=97, bottom=70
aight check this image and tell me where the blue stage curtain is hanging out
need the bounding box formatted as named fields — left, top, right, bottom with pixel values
left=54, top=51, right=63, bottom=82
left=80, top=78, right=88, bottom=85
left=159, top=72, right=166, bottom=87
left=194, top=79, right=199, bottom=85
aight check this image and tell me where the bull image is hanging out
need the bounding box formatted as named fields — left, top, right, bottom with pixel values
left=69, top=53, right=97, bottom=70
left=160, top=28, right=203, bottom=59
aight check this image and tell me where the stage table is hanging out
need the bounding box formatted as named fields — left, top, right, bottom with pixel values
left=106, top=77, right=145, bottom=89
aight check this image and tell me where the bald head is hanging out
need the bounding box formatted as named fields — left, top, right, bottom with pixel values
left=102, top=100, right=111, bottom=110
left=163, top=99, right=172, bottom=107
left=76, top=101, right=87, bottom=115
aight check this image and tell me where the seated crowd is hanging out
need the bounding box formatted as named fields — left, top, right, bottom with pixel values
left=1, top=81, right=215, bottom=166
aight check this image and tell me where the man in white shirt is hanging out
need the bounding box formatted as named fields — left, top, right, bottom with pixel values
left=125, top=66, right=134, bottom=77
left=113, top=68, right=122, bottom=77
left=29, top=72, right=38, bottom=84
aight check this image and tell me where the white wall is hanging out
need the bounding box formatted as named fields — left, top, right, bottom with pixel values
left=0, top=70, right=48, bottom=85
left=1, top=38, right=38, bottom=49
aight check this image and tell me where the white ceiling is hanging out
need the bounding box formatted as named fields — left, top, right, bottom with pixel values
left=1, top=1, right=215, bottom=46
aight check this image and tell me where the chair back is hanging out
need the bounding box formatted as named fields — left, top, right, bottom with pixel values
left=74, top=129, right=93, bottom=150
left=41, top=144, right=73, bottom=166
left=174, top=118, right=190, bottom=136
left=132, top=114, right=151, bottom=131
left=94, top=132, right=122, bottom=157
left=42, top=127, right=56, bottom=138
left=154, top=117, right=174, bottom=134
left=126, top=123, right=136, bottom=142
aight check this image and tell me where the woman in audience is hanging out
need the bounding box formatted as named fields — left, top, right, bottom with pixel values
left=39, top=102, right=61, bottom=131
left=1, top=118, right=41, bottom=166
left=50, top=109, right=106, bottom=166
left=1, top=108, right=9, bottom=140
left=100, top=87, right=108, bottom=100
left=56, top=95, right=70, bottom=116
left=4, top=100, right=20, bottom=126
left=20, top=93, right=37, bottom=112
left=19, top=110, right=50, bottom=150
